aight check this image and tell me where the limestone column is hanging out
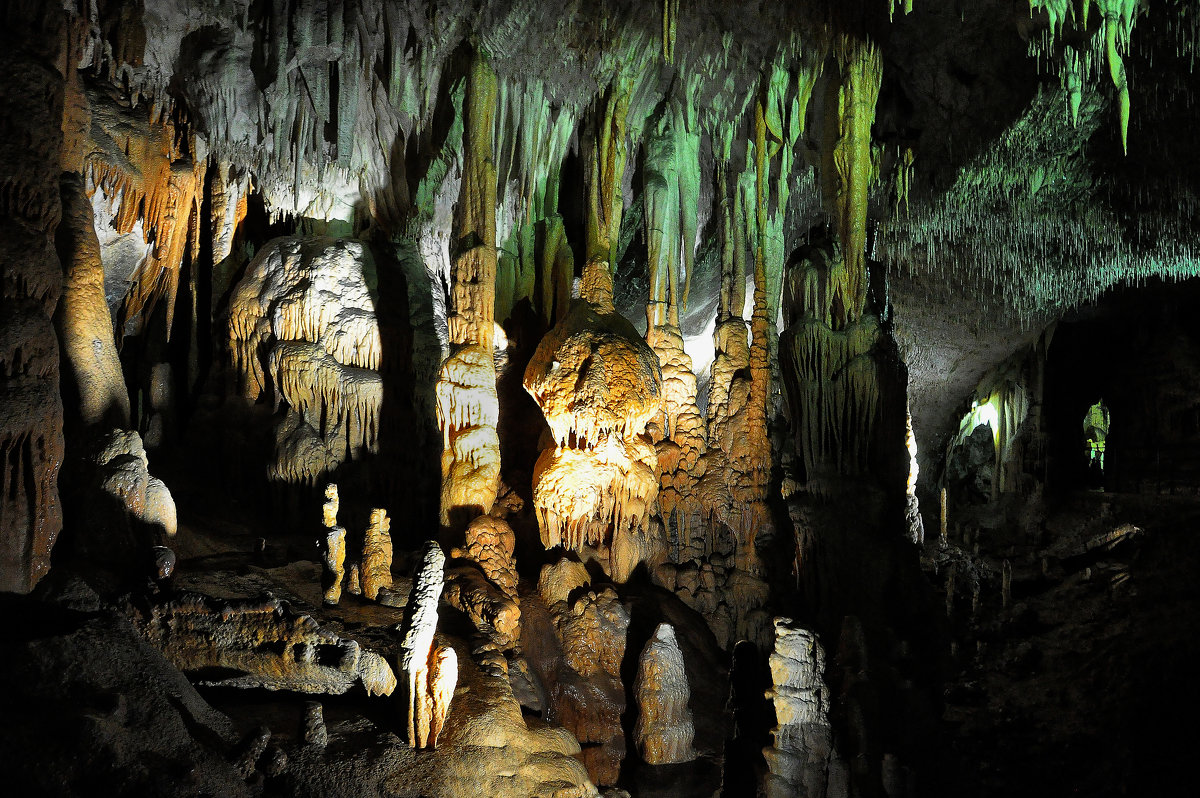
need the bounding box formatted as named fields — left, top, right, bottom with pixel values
left=436, top=48, right=501, bottom=529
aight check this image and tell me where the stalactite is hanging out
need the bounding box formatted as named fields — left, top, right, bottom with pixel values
left=581, top=84, right=632, bottom=313
left=822, top=36, right=882, bottom=325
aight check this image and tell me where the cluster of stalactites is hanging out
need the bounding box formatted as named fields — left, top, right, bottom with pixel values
left=1027, top=0, right=1139, bottom=152
left=783, top=315, right=882, bottom=481
left=820, top=35, right=882, bottom=328
left=951, top=359, right=1031, bottom=500
left=227, top=237, right=385, bottom=486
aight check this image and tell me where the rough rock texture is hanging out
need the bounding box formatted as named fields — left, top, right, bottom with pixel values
left=525, top=300, right=664, bottom=579
left=360, top=508, right=393, bottom=601
left=0, top=590, right=250, bottom=797
left=134, top=592, right=396, bottom=696
left=54, top=173, right=129, bottom=432
left=443, top=564, right=521, bottom=649
left=400, top=540, right=447, bottom=748
left=436, top=344, right=501, bottom=525
left=634, top=623, right=696, bottom=765
left=763, top=617, right=842, bottom=798
left=70, top=429, right=177, bottom=572
left=451, top=514, right=519, bottom=598
left=229, top=236, right=384, bottom=486
left=436, top=50, right=501, bottom=532
left=0, top=0, right=66, bottom=595
left=523, top=563, right=631, bottom=786
left=321, top=483, right=347, bottom=605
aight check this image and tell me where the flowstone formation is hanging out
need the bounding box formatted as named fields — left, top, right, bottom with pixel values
left=445, top=514, right=521, bottom=647
left=524, top=300, right=664, bottom=581
left=634, top=623, right=696, bottom=765
left=229, top=237, right=385, bottom=488
left=134, top=593, right=397, bottom=696
left=436, top=51, right=501, bottom=531
left=527, top=556, right=632, bottom=785
left=781, top=235, right=885, bottom=485
left=55, top=173, right=129, bottom=433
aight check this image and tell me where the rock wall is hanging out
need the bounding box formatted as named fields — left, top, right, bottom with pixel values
left=0, top=1, right=67, bottom=593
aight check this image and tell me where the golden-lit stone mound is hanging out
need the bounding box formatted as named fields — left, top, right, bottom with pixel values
left=525, top=301, right=664, bottom=578
left=436, top=344, right=501, bottom=524
left=525, top=301, right=662, bottom=447
left=134, top=593, right=396, bottom=696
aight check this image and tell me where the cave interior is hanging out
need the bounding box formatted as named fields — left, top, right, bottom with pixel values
left=3, top=1, right=1200, bottom=796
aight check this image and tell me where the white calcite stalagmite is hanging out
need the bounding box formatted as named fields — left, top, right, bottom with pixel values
left=634, top=623, right=696, bottom=765
left=762, top=617, right=840, bottom=798
left=400, top=540, right=446, bottom=749
left=320, top=484, right=347, bottom=605
left=360, top=508, right=393, bottom=601
left=228, top=237, right=384, bottom=487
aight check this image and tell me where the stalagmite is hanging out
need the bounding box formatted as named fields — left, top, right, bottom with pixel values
left=762, top=618, right=840, bottom=798
left=54, top=174, right=129, bottom=431
left=321, top=484, right=346, bottom=605
left=360, top=508, right=393, bottom=602
left=451, top=514, right=519, bottom=599
left=437, top=49, right=501, bottom=530
left=634, top=623, right=696, bottom=765
left=427, top=645, right=458, bottom=749
left=400, top=541, right=446, bottom=749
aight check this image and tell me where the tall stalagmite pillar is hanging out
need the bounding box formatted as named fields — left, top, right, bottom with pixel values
left=436, top=48, right=501, bottom=528
left=0, top=1, right=67, bottom=593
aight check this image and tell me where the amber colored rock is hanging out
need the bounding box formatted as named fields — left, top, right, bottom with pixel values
left=360, top=508, right=393, bottom=601
left=320, top=484, right=347, bottom=605
left=54, top=174, right=129, bottom=432
left=133, top=593, right=396, bottom=696
left=452, top=514, right=518, bottom=598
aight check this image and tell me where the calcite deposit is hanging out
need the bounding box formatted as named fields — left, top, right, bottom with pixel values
left=634, top=623, right=696, bottom=765
left=524, top=300, right=664, bottom=579
left=229, top=237, right=384, bottom=487
left=6, top=1, right=1200, bottom=796
left=400, top=540, right=447, bottom=749
left=134, top=593, right=397, bottom=696
left=360, top=508, right=394, bottom=601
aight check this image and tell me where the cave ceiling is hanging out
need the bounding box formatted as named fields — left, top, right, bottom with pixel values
left=64, top=0, right=1200, bottom=472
